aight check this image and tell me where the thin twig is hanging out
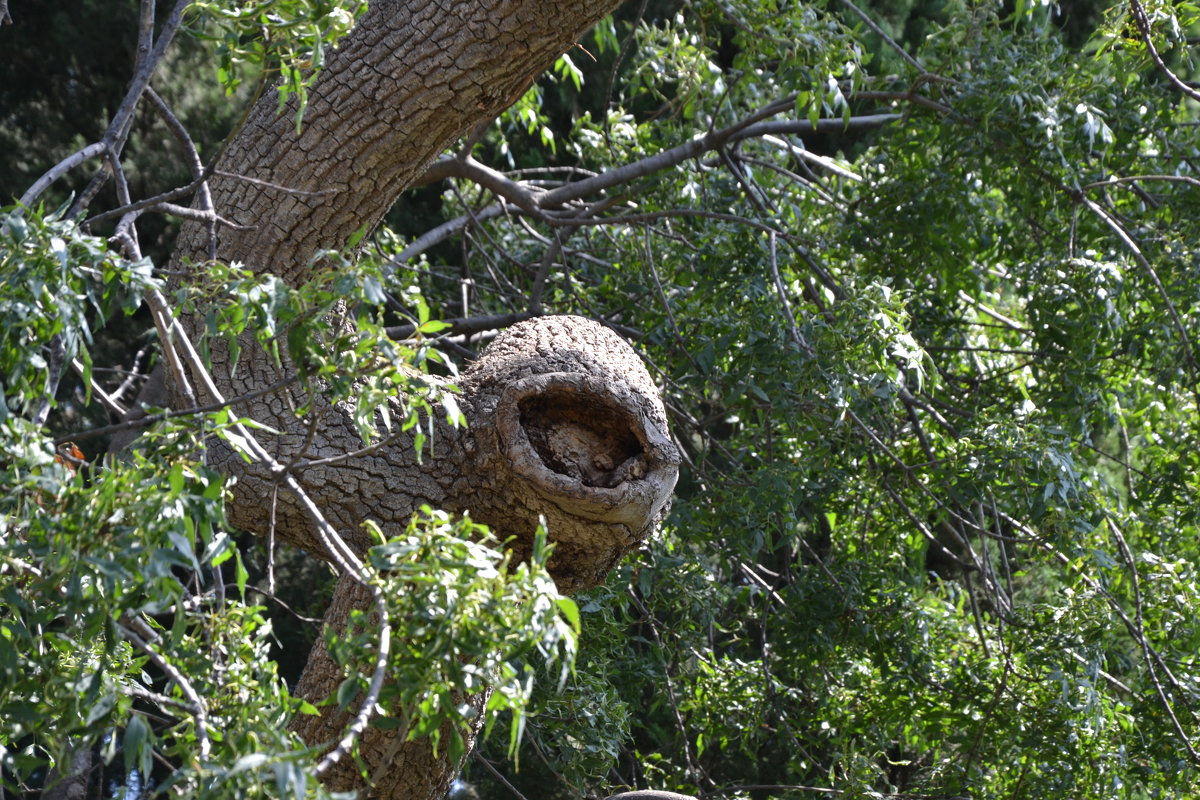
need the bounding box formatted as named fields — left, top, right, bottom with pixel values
left=119, top=624, right=211, bottom=758
left=1082, top=196, right=1199, bottom=402
left=837, top=0, right=924, bottom=72
left=18, top=143, right=108, bottom=209
left=1128, top=0, right=1200, bottom=103
left=68, top=0, right=191, bottom=218
left=767, top=231, right=814, bottom=355
left=471, top=752, right=532, bottom=800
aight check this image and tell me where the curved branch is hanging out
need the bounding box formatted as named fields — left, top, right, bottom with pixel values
left=1129, top=0, right=1200, bottom=103
left=836, top=0, right=924, bottom=72
left=1081, top=196, right=1199, bottom=402
left=19, top=143, right=108, bottom=209
left=119, top=623, right=211, bottom=759
left=392, top=112, right=899, bottom=266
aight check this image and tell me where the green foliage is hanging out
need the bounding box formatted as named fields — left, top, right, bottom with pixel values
left=184, top=0, right=363, bottom=129
left=447, top=0, right=1200, bottom=797
left=0, top=414, right=314, bottom=797
left=0, top=200, right=572, bottom=796
left=0, top=208, right=154, bottom=419
left=7, top=0, right=1200, bottom=797
left=330, top=511, right=578, bottom=766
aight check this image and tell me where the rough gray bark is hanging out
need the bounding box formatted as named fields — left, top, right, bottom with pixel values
left=41, top=747, right=98, bottom=800
left=172, top=0, right=624, bottom=279
left=162, top=0, right=687, bottom=797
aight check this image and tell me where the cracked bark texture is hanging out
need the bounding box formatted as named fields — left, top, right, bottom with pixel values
left=173, top=0, right=623, bottom=278
left=163, top=1, right=688, bottom=797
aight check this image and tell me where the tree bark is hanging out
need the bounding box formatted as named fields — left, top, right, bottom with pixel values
left=172, top=0, right=625, bottom=279
left=163, top=1, right=687, bottom=797
left=283, top=313, right=679, bottom=798
left=170, top=0, right=635, bottom=560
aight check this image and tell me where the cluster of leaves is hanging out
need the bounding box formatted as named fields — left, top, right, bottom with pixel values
left=184, top=0, right=363, bottom=128
left=0, top=209, right=154, bottom=420
left=0, top=415, right=309, bottom=798
left=179, top=254, right=461, bottom=449
left=330, top=511, right=579, bottom=767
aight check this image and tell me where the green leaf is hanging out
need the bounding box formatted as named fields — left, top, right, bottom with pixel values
left=556, top=597, right=581, bottom=633
left=123, top=715, right=149, bottom=778
left=228, top=752, right=269, bottom=776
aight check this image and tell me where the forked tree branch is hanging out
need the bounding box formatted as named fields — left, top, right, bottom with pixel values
left=393, top=110, right=899, bottom=270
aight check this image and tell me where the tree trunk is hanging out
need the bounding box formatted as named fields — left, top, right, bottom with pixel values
left=165, top=1, right=686, bottom=797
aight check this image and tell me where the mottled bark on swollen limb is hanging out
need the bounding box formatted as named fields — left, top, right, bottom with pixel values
left=288, top=316, right=679, bottom=799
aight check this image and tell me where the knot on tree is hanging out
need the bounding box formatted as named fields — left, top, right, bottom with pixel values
left=459, top=315, right=680, bottom=593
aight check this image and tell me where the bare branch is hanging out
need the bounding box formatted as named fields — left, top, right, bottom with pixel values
left=767, top=231, right=814, bottom=355
left=529, top=228, right=566, bottom=314
left=422, top=155, right=545, bottom=213
left=154, top=202, right=253, bottom=229
left=1082, top=196, right=1199, bottom=401
left=387, top=204, right=509, bottom=271
left=854, top=90, right=954, bottom=116
left=56, top=376, right=295, bottom=446
left=544, top=207, right=789, bottom=238
left=67, top=0, right=191, bottom=218
left=146, top=87, right=218, bottom=258
left=70, top=358, right=127, bottom=417
left=140, top=285, right=394, bottom=777
left=471, top=753, right=533, bottom=800
left=212, top=169, right=339, bottom=197
left=119, top=622, right=211, bottom=759
left=836, top=0, right=924, bottom=72
left=1084, top=173, right=1200, bottom=191
left=19, top=143, right=108, bottom=209
left=396, top=111, right=898, bottom=269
